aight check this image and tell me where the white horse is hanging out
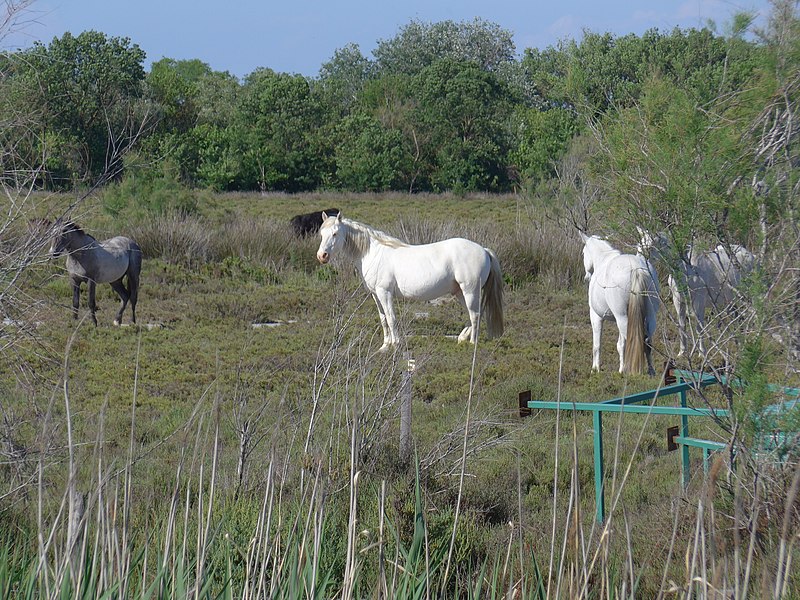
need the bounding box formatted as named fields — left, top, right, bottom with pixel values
left=580, top=232, right=660, bottom=375
left=636, top=228, right=754, bottom=356
left=316, top=212, right=504, bottom=351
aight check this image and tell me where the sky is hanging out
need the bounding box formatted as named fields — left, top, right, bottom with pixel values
left=2, top=0, right=775, bottom=79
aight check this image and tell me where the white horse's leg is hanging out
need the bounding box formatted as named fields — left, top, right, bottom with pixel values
left=372, top=293, right=391, bottom=349
left=374, top=288, right=398, bottom=351
left=459, top=288, right=481, bottom=344
left=590, top=309, right=603, bottom=372
left=692, top=290, right=708, bottom=356
left=670, top=276, right=688, bottom=357
left=615, top=316, right=628, bottom=374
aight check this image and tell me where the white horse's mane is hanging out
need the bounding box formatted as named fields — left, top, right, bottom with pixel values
left=323, top=217, right=410, bottom=258
left=586, top=235, right=621, bottom=256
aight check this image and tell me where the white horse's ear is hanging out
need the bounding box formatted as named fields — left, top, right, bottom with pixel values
left=321, top=211, right=328, bottom=220
left=579, top=231, right=589, bottom=243
left=336, top=212, right=342, bottom=222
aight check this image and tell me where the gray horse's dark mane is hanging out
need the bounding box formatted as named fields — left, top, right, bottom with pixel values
left=60, top=221, right=94, bottom=239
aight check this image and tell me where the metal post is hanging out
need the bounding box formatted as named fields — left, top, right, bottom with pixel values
left=593, top=410, right=605, bottom=523
left=399, top=352, right=414, bottom=465
left=680, top=388, right=690, bottom=489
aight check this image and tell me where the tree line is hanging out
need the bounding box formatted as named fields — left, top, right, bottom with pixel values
left=0, top=16, right=765, bottom=195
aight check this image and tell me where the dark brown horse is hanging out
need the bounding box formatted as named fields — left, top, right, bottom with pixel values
left=290, top=208, right=339, bottom=237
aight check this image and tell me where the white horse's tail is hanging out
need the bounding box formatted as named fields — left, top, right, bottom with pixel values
left=624, top=268, right=649, bottom=374
left=481, top=249, right=504, bottom=339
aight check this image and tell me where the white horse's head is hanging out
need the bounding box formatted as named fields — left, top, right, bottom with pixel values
left=635, top=227, right=669, bottom=261
left=317, top=211, right=344, bottom=264
left=579, top=231, right=595, bottom=282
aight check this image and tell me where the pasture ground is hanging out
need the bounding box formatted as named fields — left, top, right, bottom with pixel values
left=0, top=192, right=794, bottom=596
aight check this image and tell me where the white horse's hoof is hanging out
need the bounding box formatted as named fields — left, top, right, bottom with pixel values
left=378, top=344, right=390, bottom=353
left=113, top=320, right=120, bottom=327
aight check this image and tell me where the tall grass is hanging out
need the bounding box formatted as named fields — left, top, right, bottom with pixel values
left=1, top=307, right=796, bottom=599
left=129, top=209, right=585, bottom=289
left=130, top=214, right=320, bottom=273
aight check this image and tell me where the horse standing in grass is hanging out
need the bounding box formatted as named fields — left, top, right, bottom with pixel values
left=581, top=232, right=660, bottom=375
left=316, top=212, right=504, bottom=351
left=50, top=221, right=142, bottom=326
left=636, top=228, right=754, bottom=356
left=290, top=208, right=340, bottom=237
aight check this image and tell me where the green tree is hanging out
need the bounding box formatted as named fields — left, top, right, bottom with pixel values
left=195, top=69, right=240, bottom=128
left=333, top=112, right=410, bottom=191
left=317, top=43, right=375, bottom=115
left=411, top=59, right=513, bottom=192
left=237, top=68, right=325, bottom=191
left=586, top=5, right=800, bottom=387
left=147, top=58, right=211, bottom=134
left=17, top=30, right=148, bottom=186
left=590, top=75, right=750, bottom=245
left=374, top=18, right=515, bottom=76
left=522, top=26, right=760, bottom=115
left=510, top=106, right=578, bottom=186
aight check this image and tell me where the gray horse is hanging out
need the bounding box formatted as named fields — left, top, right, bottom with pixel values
left=50, top=221, right=142, bottom=326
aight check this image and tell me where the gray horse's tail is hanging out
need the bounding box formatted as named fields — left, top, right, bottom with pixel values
left=481, top=248, right=504, bottom=339
left=127, top=241, right=142, bottom=320
left=624, top=268, right=649, bottom=374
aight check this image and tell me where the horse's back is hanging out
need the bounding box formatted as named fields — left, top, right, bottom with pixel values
left=388, top=237, right=490, bottom=300
left=694, top=245, right=752, bottom=291
left=93, top=236, right=138, bottom=283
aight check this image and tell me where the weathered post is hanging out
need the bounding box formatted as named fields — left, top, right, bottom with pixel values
left=400, top=351, right=415, bottom=465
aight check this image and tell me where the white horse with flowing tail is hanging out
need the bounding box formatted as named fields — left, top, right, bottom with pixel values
left=636, top=228, right=754, bottom=356
left=317, top=213, right=504, bottom=351
left=581, top=232, right=660, bottom=375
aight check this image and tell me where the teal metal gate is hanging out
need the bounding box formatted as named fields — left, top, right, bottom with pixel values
left=520, top=369, right=799, bottom=523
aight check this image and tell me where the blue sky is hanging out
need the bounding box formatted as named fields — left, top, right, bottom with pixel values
left=3, top=0, right=774, bottom=79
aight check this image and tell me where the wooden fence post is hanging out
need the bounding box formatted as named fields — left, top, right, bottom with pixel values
left=400, top=351, right=415, bottom=465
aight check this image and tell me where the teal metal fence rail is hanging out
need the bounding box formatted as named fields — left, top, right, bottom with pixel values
left=521, top=369, right=799, bottom=523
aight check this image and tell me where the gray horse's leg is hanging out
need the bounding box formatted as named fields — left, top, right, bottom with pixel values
left=127, top=245, right=141, bottom=324
left=110, top=279, right=129, bottom=326
left=71, top=278, right=81, bottom=320
left=128, top=279, right=138, bottom=324
left=87, top=280, right=98, bottom=326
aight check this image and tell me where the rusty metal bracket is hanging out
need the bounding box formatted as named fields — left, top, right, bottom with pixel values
left=519, top=390, right=531, bottom=418
left=667, top=425, right=679, bottom=451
